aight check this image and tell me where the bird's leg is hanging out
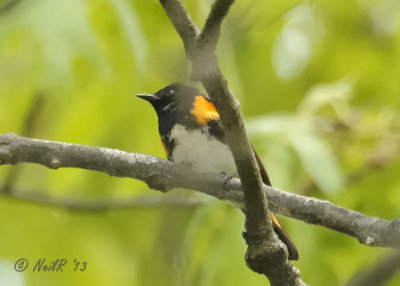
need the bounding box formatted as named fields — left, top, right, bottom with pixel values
left=221, top=172, right=233, bottom=191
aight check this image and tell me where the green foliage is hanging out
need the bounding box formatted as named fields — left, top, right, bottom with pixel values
left=1, top=0, right=399, bottom=285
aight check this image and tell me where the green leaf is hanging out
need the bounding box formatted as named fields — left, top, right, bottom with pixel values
left=288, top=120, right=344, bottom=193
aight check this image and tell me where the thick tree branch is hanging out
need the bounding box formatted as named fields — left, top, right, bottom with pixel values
left=1, top=132, right=399, bottom=250
left=158, top=1, right=302, bottom=284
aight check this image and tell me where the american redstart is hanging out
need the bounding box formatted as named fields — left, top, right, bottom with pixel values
left=137, top=83, right=299, bottom=260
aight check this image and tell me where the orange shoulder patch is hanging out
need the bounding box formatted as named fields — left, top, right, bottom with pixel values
left=191, top=95, right=220, bottom=125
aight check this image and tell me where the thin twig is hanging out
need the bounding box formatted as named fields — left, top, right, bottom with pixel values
left=2, top=92, right=45, bottom=194
left=1, top=187, right=208, bottom=211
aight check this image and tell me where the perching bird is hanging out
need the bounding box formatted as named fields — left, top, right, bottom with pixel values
left=137, top=83, right=298, bottom=260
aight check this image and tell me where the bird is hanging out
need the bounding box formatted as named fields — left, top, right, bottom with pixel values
left=137, top=83, right=299, bottom=260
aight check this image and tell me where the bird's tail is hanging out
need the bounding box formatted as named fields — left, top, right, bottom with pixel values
left=270, top=212, right=299, bottom=261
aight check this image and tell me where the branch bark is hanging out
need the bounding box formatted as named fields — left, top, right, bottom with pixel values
left=1, top=132, right=399, bottom=250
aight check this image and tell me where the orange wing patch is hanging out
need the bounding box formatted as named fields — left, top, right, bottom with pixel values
left=160, top=136, right=169, bottom=159
left=191, top=95, right=220, bottom=125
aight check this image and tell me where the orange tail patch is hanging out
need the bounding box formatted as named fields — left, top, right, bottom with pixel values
left=270, top=212, right=282, bottom=228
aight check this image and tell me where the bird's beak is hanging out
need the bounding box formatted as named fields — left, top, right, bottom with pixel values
left=136, top=93, right=159, bottom=102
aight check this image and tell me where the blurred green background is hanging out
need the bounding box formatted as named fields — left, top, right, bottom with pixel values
left=0, top=0, right=399, bottom=285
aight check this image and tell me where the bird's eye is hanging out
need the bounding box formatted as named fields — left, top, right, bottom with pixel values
left=168, top=89, right=175, bottom=96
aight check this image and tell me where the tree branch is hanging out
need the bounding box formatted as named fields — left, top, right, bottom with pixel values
left=3, top=92, right=45, bottom=194
left=1, top=132, right=399, bottom=250
left=0, top=0, right=23, bottom=15
left=2, top=187, right=207, bottom=211
left=199, top=0, right=234, bottom=49
left=346, top=251, right=400, bottom=286
left=159, top=0, right=199, bottom=54
left=158, top=0, right=304, bottom=284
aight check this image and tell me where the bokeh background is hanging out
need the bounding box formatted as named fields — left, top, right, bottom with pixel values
left=1, top=0, right=400, bottom=285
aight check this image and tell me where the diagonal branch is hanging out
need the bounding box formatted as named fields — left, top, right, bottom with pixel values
left=159, top=0, right=199, bottom=54
left=1, top=132, right=399, bottom=249
left=346, top=251, right=400, bottom=286
left=0, top=0, right=23, bottom=15
left=160, top=0, right=269, bottom=233
left=3, top=92, right=45, bottom=194
left=191, top=0, right=235, bottom=80
left=198, top=0, right=235, bottom=50
left=158, top=0, right=301, bottom=284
